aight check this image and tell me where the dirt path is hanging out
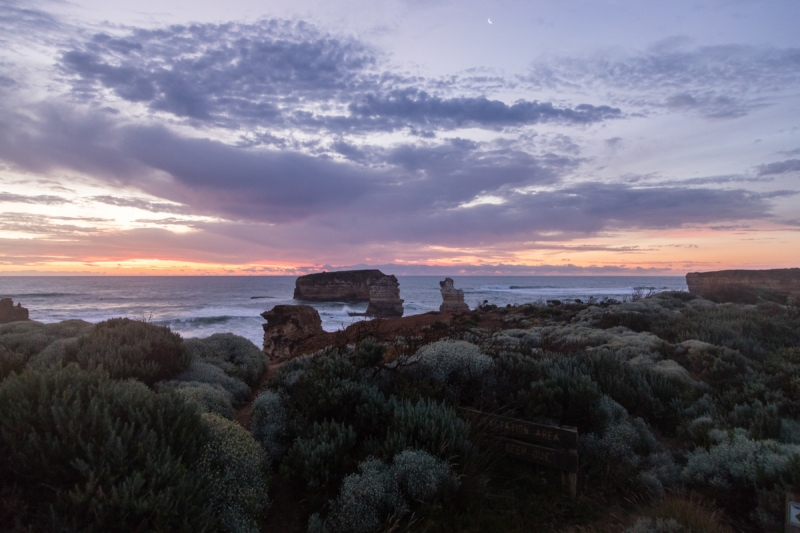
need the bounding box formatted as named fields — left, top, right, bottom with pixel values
left=236, top=361, right=284, bottom=430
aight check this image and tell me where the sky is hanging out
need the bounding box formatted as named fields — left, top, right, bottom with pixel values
left=0, top=0, right=799, bottom=276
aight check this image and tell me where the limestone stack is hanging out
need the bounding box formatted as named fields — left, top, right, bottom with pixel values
left=439, top=278, right=469, bottom=312
left=294, top=270, right=388, bottom=302
left=686, top=268, right=800, bottom=304
left=0, top=298, right=29, bottom=324
left=366, top=275, right=404, bottom=318
left=261, top=305, right=324, bottom=362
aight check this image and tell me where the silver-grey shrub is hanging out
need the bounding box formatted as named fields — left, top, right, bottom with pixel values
left=683, top=428, right=800, bottom=489
left=412, top=340, right=493, bottom=384
left=159, top=381, right=236, bottom=419
left=251, top=389, right=287, bottom=464
left=184, top=333, right=267, bottom=386
left=197, top=413, right=270, bottom=533
left=173, top=360, right=251, bottom=406
left=310, top=449, right=459, bottom=533
left=623, top=518, right=689, bottom=533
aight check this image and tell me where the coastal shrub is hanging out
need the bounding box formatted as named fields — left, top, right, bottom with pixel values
left=251, top=389, right=288, bottom=463
left=63, top=318, right=189, bottom=386
left=310, top=450, right=459, bottom=533
left=0, top=320, right=93, bottom=374
left=412, top=340, right=493, bottom=384
left=581, top=396, right=674, bottom=497
left=197, top=413, right=270, bottom=533
left=281, top=420, right=359, bottom=490
left=0, top=365, right=214, bottom=532
left=382, top=397, right=474, bottom=462
left=159, top=380, right=236, bottom=419
left=623, top=518, right=688, bottom=533
left=174, top=360, right=251, bottom=406
left=0, top=343, right=26, bottom=380
left=184, top=333, right=267, bottom=386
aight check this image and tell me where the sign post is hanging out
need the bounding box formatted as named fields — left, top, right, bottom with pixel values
left=462, top=408, right=579, bottom=498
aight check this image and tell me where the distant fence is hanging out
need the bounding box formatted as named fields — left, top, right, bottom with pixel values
left=461, top=408, right=578, bottom=497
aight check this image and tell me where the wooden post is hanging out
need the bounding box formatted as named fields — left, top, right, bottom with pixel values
left=787, top=492, right=800, bottom=533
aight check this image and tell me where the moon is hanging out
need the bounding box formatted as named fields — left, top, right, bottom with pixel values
left=488, top=18, right=493, bottom=24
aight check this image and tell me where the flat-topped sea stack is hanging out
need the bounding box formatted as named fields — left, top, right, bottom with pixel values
left=294, top=269, right=388, bottom=302
left=439, top=278, right=469, bottom=312
left=0, top=298, right=29, bottom=324
left=366, top=275, right=404, bottom=318
left=686, top=268, right=800, bottom=304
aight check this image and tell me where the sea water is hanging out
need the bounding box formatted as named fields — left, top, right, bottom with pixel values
left=0, top=276, right=687, bottom=346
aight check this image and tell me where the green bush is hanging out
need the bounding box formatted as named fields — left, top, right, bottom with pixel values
left=281, top=420, right=358, bottom=490
left=184, top=333, right=267, bottom=386
left=159, top=380, right=237, bottom=420
left=63, top=318, right=189, bottom=386
left=251, top=389, right=287, bottom=464
left=197, top=413, right=270, bottom=533
left=310, top=449, right=459, bottom=533
left=0, top=365, right=214, bottom=532
left=173, top=360, right=251, bottom=406
left=0, top=320, right=93, bottom=379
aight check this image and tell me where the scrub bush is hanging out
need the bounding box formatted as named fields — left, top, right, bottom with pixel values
left=174, top=360, right=251, bottom=406
left=281, top=420, right=359, bottom=490
left=0, top=365, right=213, bottom=532
left=412, top=340, right=493, bottom=384
left=251, top=389, right=287, bottom=464
left=184, top=333, right=267, bottom=386
left=160, top=380, right=236, bottom=419
left=623, top=518, right=688, bottom=533
left=310, top=450, right=459, bottom=533
left=63, top=318, right=189, bottom=386
left=197, top=413, right=270, bottom=533
left=0, top=320, right=93, bottom=378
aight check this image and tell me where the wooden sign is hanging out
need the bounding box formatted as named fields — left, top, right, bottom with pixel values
left=461, top=408, right=579, bottom=497
left=495, top=437, right=578, bottom=472
left=788, top=492, right=800, bottom=533
left=462, top=408, right=578, bottom=449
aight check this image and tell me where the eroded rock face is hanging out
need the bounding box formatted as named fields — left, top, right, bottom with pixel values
left=366, top=276, right=404, bottom=318
left=0, top=298, right=29, bottom=324
left=686, top=268, right=800, bottom=304
left=294, top=270, right=388, bottom=302
left=261, top=305, right=323, bottom=362
left=439, top=278, right=469, bottom=313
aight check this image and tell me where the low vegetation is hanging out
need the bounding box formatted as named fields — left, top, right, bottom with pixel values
left=1, top=291, right=799, bottom=531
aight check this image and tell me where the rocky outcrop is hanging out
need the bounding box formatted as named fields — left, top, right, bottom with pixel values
left=0, top=298, right=29, bottom=324
left=439, top=278, right=469, bottom=313
left=366, top=276, right=404, bottom=318
left=294, top=270, right=389, bottom=302
left=261, top=305, right=323, bottom=362
left=686, top=268, right=800, bottom=304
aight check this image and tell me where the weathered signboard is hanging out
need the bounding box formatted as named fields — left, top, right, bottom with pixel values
left=788, top=492, right=800, bottom=533
left=461, top=408, right=579, bottom=497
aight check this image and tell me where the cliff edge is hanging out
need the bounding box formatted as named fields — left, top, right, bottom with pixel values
left=0, top=298, right=29, bottom=324
left=686, top=268, right=800, bottom=304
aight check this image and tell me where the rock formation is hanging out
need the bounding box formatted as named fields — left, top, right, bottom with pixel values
left=366, top=275, right=404, bottom=318
left=686, top=268, right=800, bottom=304
left=0, top=298, right=29, bottom=324
left=261, top=305, right=323, bottom=362
left=294, top=270, right=388, bottom=302
left=439, top=278, right=469, bottom=313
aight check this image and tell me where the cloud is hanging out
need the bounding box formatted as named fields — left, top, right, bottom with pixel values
left=57, top=20, right=621, bottom=134
left=757, top=159, right=800, bottom=176
left=0, top=192, right=70, bottom=205
left=530, top=44, right=800, bottom=119
left=347, top=88, right=621, bottom=129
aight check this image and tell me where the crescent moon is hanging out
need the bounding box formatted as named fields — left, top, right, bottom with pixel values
left=488, top=18, right=493, bottom=24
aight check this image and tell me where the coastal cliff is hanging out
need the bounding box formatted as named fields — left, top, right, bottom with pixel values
left=293, top=270, right=388, bottom=302
left=0, top=298, right=29, bottom=324
left=439, top=278, right=469, bottom=312
left=365, top=275, right=404, bottom=317
left=686, top=268, right=800, bottom=304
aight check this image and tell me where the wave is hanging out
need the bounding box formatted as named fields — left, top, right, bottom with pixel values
left=157, top=315, right=237, bottom=326
left=10, top=292, right=79, bottom=298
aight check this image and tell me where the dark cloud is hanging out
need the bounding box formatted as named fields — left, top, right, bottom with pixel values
left=58, top=20, right=620, bottom=133
left=757, top=159, right=800, bottom=176
left=0, top=192, right=70, bottom=205
left=347, top=89, right=621, bottom=128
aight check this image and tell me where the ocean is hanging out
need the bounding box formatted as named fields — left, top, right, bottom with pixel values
left=0, top=276, right=687, bottom=346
